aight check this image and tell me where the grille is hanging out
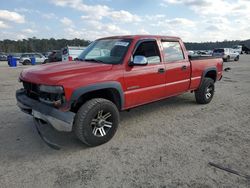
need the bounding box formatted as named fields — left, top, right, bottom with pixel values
left=23, top=81, right=40, bottom=100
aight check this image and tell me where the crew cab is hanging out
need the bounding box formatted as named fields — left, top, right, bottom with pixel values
left=16, top=35, right=223, bottom=147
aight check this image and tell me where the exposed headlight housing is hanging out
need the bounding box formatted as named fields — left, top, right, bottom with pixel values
left=38, top=85, right=65, bottom=107
left=39, top=85, right=64, bottom=94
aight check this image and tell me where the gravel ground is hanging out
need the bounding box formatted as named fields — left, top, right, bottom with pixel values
left=0, top=56, right=250, bottom=188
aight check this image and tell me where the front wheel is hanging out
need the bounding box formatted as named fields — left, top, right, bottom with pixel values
left=74, top=98, right=119, bottom=147
left=195, top=78, right=215, bottom=104
left=223, top=56, right=230, bottom=62
left=234, top=56, right=239, bottom=61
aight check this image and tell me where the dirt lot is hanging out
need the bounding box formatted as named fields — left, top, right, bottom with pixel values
left=0, top=56, right=250, bottom=188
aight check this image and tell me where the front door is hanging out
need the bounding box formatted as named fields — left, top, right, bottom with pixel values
left=124, top=40, right=166, bottom=108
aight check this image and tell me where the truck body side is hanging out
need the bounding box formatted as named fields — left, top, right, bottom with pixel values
left=16, top=35, right=223, bottom=146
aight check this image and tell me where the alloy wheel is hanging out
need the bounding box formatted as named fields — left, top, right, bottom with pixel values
left=90, top=110, right=113, bottom=137
left=205, top=84, right=214, bottom=99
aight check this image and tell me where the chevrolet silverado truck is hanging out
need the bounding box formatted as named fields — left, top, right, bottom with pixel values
left=16, top=35, right=223, bottom=147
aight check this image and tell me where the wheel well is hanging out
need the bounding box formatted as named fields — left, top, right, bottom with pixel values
left=71, top=88, right=122, bottom=113
left=204, top=70, right=217, bottom=82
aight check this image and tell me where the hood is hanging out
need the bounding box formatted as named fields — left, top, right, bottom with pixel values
left=20, top=61, right=113, bottom=85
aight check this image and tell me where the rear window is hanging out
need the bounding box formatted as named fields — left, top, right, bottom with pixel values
left=213, top=49, right=224, bottom=53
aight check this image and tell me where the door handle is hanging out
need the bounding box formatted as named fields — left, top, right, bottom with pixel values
left=181, top=65, right=187, bottom=70
left=158, top=68, right=165, bottom=73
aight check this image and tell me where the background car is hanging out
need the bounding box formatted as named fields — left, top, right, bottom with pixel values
left=19, top=53, right=48, bottom=65
left=0, top=53, right=7, bottom=61
left=212, top=48, right=239, bottom=62
left=42, top=52, right=51, bottom=58
left=62, top=46, right=86, bottom=61
left=8, top=53, right=22, bottom=61
left=48, top=50, right=62, bottom=62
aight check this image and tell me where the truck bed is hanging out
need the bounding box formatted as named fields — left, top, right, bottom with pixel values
left=188, top=56, right=223, bottom=91
left=188, top=55, right=220, bottom=60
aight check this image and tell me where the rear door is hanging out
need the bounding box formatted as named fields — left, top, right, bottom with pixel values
left=160, top=40, right=191, bottom=96
left=34, top=54, right=43, bottom=63
left=124, top=39, right=166, bottom=108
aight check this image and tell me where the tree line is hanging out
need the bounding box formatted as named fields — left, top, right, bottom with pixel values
left=185, top=39, right=250, bottom=50
left=0, top=37, right=250, bottom=53
left=0, top=37, right=90, bottom=53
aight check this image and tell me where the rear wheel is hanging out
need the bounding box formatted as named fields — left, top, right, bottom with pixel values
left=195, top=78, right=215, bottom=104
left=74, top=98, right=119, bottom=147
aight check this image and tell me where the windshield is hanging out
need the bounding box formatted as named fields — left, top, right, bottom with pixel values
left=21, top=54, right=33, bottom=58
left=78, top=38, right=132, bottom=64
left=233, top=45, right=241, bottom=49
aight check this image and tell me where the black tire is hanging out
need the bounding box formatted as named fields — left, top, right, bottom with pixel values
left=195, top=78, right=215, bottom=104
left=22, top=60, right=30, bottom=65
left=74, top=98, right=119, bottom=147
left=43, top=59, right=49, bottom=64
left=225, top=56, right=230, bottom=62
left=234, top=56, right=239, bottom=61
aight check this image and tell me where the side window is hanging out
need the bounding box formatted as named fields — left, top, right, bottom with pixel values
left=134, top=41, right=160, bottom=64
left=34, top=54, right=41, bottom=58
left=162, top=41, right=184, bottom=62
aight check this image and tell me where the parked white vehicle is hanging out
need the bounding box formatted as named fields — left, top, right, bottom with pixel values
left=212, top=48, right=239, bottom=62
left=19, top=53, right=48, bottom=65
left=232, top=45, right=243, bottom=54
left=62, top=46, right=86, bottom=61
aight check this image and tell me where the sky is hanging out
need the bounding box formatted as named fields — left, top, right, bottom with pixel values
left=0, top=0, right=250, bottom=42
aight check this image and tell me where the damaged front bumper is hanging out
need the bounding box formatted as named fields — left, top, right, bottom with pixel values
left=16, top=89, right=75, bottom=132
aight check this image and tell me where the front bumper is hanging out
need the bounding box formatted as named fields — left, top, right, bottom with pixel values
left=16, top=89, right=75, bottom=132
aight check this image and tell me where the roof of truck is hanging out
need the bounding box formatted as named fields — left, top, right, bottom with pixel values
left=99, top=35, right=181, bottom=41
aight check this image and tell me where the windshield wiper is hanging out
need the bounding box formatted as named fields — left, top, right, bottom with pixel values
left=84, top=58, right=105, bottom=63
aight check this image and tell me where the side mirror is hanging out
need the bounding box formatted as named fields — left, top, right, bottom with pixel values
left=131, top=55, right=148, bottom=66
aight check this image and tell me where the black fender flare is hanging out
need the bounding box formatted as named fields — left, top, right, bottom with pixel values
left=70, top=81, right=124, bottom=109
left=199, top=67, right=217, bottom=87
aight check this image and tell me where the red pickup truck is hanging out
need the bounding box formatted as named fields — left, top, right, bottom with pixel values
left=16, top=35, right=223, bottom=147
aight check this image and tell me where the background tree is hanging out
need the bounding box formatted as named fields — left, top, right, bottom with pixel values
left=0, top=37, right=91, bottom=53
left=0, top=37, right=250, bottom=53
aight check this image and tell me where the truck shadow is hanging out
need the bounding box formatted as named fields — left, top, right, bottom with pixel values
left=0, top=93, right=196, bottom=161
left=120, top=94, right=196, bottom=122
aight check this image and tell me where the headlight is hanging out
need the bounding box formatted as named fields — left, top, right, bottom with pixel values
left=39, top=85, right=64, bottom=94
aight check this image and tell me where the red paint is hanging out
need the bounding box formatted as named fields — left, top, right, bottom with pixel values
left=19, top=35, right=223, bottom=110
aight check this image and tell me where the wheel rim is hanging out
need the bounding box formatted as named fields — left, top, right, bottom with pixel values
left=90, top=110, right=113, bottom=137
left=205, top=84, right=214, bottom=99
